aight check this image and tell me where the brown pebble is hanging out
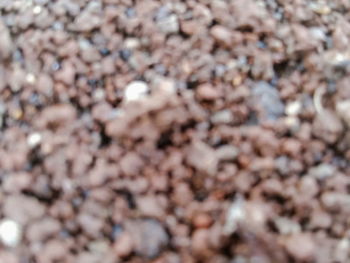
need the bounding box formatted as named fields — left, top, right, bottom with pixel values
left=193, top=213, right=213, bottom=229
left=284, top=234, right=315, bottom=261
left=196, top=84, right=221, bottom=101
left=113, top=232, right=134, bottom=258
left=210, top=25, right=232, bottom=47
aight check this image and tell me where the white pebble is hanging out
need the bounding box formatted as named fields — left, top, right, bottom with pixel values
left=33, top=5, right=42, bottom=15
left=286, top=100, right=302, bottom=116
left=124, top=81, right=149, bottom=102
left=223, top=196, right=245, bottom=235
left=26, top=73, right=36, bottom=84
left=124, top=38, right=141, bottom=49
left=0, top=219, right=22, bottom=247
left=336, top=100, right=350, bottom=127
left=27, top=132, right=42, bottom=147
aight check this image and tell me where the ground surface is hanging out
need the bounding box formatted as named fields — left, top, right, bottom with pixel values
left=1, top=0, right=350, bottom=262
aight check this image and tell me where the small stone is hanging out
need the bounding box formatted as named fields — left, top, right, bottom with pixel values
left=216, top=145, right=239, bottom=161
left=39, top=104, right=77, bottom=127
left=119, top=49, right=132, bottom=61
left=88, top=240, right=109, bottom=255
left=0, top=251, right=19, bottom=263
left=55, top=62, right=75, bottom=85
left=78, top=214, right=104, bottom=238
left=193, top=213, right=213, bottom=229
left=73, top=10, right=102, bottom=32
left=80, top=46, right=101, bottom=63
left=253, top=81, right=284, bottom=120
left=124, top=38, right=141, bottom=49
left=310, top=2, right=331, bottom=15
left=156, top=78, right=176, bottom=94
left=113, top=232, right=134, bottom=258
left=33, top=5, right=42, bottom=15
left=284, top=116, right=301, bottom=132
left=26, top=217, right=61, bottom=242
left=196, top=84, right=220, bottom=101
left=211, top=110, right=233, bottom=124
left=335, top=238, right=350, bottom=262
left=191, top=229, right=211, bottom=255
left=27, top=132, right=42, bottom=148
left=26, top=73, right=36, bottom=84
left=323, top=50, right=350, bottom=68
left=274, top=217, right=301, bottom=234
left=210, top=25, right=232, bottom=47
left=0, top=219, right=22, bottom=247
left=187, top=140, right=218, bottom=176
left=93, top=89, right=105, bottom=101
left=10, top=108, right=23, bottom=120
left=308, top=163, right=335, bottom=179
left=157, top=14, right=179, bottom=34
left=136, top=195, right=165, bottom=218
left=125, top=219, right=169, bottom=258
left=223, top=196, right=245, bottom=235
left=310, top=27, right=326, bottom=41
left=232, top=75, right=243, bottom=86
left=0, top=20, right=13, bottom=60
left=120, top=152, right=144, bottom=176
left=284, top=234, right=315, bottom=261
left=99, top=48, right=110, bottom=56
left=310, top=210, right=332, bottom=229
left=313, top=109, right=343, bottom=144
left=124, top=81, right=149, bottom=102
left=336, top=100, right=350, bottom=127
left=285, top=100, right=302, bottom=116
left=4, top=195, right=45, bottom=225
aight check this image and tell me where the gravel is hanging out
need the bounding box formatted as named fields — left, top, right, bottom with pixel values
left=1, top=0, right=350, bottom=262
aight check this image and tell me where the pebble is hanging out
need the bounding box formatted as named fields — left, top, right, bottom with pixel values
left=55, top=61, right=76, bottom=85
left=157, top=15, right=179, bottom=34
left=0, top=251, right=19, bottom=263
left=0, top=20, right=13, bottom=60
left=26, top=73, right=36, bottom=84
left=284, top=234, right=315, bottom=261
left=274, top=217, right=301, bottom=235
left=125, top=219, right=169, bottom=258
left=73, top=10, right=102, bottom=32
left=186, top=140, right=218, bottom=176
left=4, top=195, right=45, bottom=225
left=321, top=192, right=350, bottom=211
left=136, top=195, right=165, bottom=218
left=223, top=197, right=245, bottom=235
left=210, top=25, right=232, bottom=47
left=310, top=2, right=331, bottom=15
left=26, top=217, right=61, bottom=242
left=27, top=132, right=42, bottom=148
left=313, top=109, right=343, bottom=144
left=216, top=145, right=239, bottom=161
left=285, top=100, right=302, bottom=116
left=124, top=81, right=149, bottom=102
left=39, top=104, right=77, bottom=127
left=113, top=232, right=134, bottom=258
left=308, top=163, right=335, bottom=179
left=210, top=109, right=233, bottom=124
left=252, top=81, right=284, bottom=120
left=336, top=100, right=350, bottom=127
left=119, top=152, right=145, bottom=176
left=196, top=84, right=220, bottom=101
left=119, top=49, right=132, bottom=61
left=0, top=219, right=22, bottom=247
left=33, top=5, right=42, bottom=15
left=193, top=213, right=213, bottom=229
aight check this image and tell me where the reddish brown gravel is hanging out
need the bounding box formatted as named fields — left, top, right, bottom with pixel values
left=1, top=0, right=350, bottom=262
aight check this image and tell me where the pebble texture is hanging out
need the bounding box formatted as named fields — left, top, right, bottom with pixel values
left=0, top=0, right=350, bottom=262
